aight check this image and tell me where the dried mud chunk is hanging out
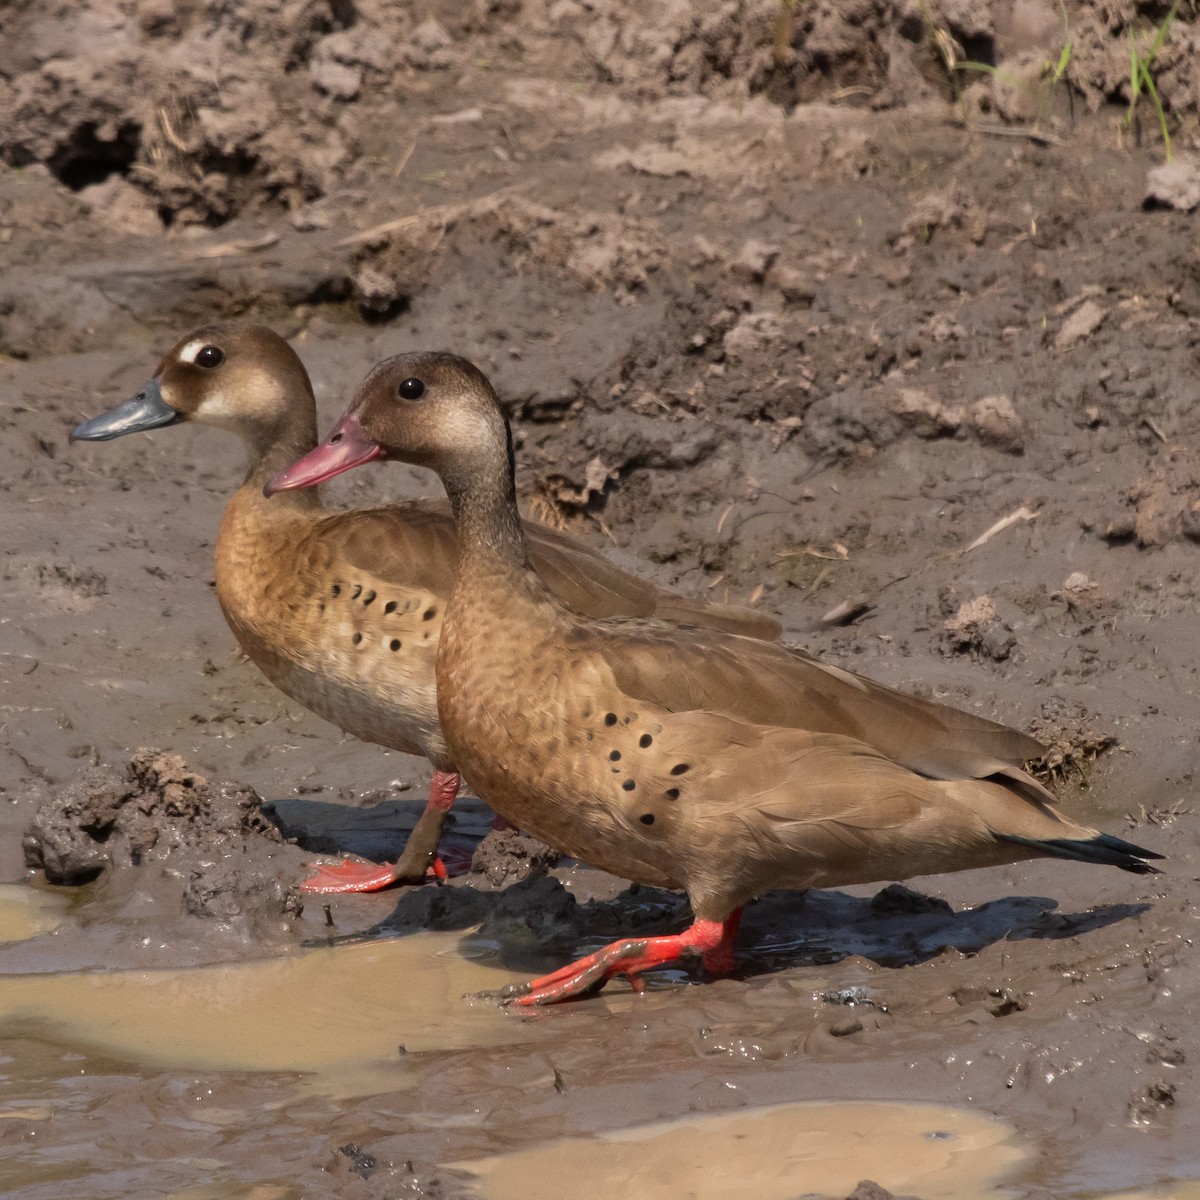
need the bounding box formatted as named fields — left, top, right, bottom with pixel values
left=898, top=188, right=966, bottom=242
left=882, top=387, right=963, bottom=439
left=23, top=748, right=283, bottom=887
left=967, top=394, right=1025, bottom=454
left=721, top=311, right=788, bottom=361
left=1145, top=156, right=1200, bottom=213
left=730, top=238, right=779, bottom=284
left=471, top=827, right=560, bottom=887
left=79, top=176, right=160, bottom=236
left=1054, top=300, right=1105, bottom=350
left=942, top=595, right=1016, bottom=661
left=349, top=225, right=440, bottom=315
left=1124, top=448, right=1200, bottom=548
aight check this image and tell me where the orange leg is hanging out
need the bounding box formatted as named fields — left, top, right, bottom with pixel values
left=502, top=909, right=743, bottom=1006
left=302, top=769, right=460, bottom=894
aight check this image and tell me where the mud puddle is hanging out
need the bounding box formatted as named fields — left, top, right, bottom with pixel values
left=0, top=928, right=535, bottom=1094
left=458, top=1100, right=1027, bottom=1199
left=0, top=885, right=69, bottom=944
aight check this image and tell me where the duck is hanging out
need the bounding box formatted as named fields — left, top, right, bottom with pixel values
left=266, top=350, right=1162, bottom=1004
left=70, top=323, right=784, bottom=894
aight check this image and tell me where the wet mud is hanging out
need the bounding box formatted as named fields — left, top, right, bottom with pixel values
left=4, top=0, right=1200, bottom=1196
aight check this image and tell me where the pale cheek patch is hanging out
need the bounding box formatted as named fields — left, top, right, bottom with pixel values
left=193, top=389, right=237, bottom=420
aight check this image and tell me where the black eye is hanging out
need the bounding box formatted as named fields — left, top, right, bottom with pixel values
left=196, top=346, right=224, bottom=369
left=397, top=377, right=425, bottom=401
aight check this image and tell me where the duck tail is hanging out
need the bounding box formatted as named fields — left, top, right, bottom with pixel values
left=994, top=830, right=1164, bottom=875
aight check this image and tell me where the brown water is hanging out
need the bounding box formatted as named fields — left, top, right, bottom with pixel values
left=0, top=926, right=536, bottom=1095
left=458, top=1100, right=1027, bottom=1199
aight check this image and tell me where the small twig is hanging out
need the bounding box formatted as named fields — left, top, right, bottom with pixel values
left=182, top=233, right=281, bottom=260
left=157, top=106, right=189, bottom=152
left=336, top=183, right=528, bottom=249
left=972, top=123, right=1064, bottom=147
left=964, top=506, right=1038, bottom=553
left=393, top=141, right=417, bottom=178
left=1142, top=416, right=1169, bottom=444
left=818, top=596, right=874, bottom=626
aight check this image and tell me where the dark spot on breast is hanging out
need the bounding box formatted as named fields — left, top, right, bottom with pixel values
left=639, top=813, right=655, bottom=825
left=390, top=639, right=401, bottom=651
left=351, top=585, right=363, bottom=600
left=622, top=779, right=636, bottom=792
left=384, top=600, right=397, bottom=614
left=665, top=788, right=680, bottom=801
left=331, top=584, right=341, bottom=597
left=423, top=607, right=437, bottom=621
left=362, top=590, right=376, bottom=606
left=670, top=763, right=690, bottom=776
left=609, top=750, right=621, bottom=762
left=317, top=601, right=325, bottom=614
left=639, top=733, right=652, bottom=748
left=352, top=632, right=363, bottom=645
left=604, top=713, right=618, bottom=726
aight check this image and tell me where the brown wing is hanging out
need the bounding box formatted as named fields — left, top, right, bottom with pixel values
left=590, top=618, right=1049, bottom=799
left=331, top=498, right=782, bottom=639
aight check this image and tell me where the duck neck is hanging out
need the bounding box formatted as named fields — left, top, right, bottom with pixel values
left=441, top=425, right=531, bottom=582
left=241, top=412, right=322, bottom=512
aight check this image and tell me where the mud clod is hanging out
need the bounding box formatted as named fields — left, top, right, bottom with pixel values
left=470, top=827, right=561, bottom=887
left=24, top=749, right=289, bottom=912
left=871, top=885, right=953, bottom=917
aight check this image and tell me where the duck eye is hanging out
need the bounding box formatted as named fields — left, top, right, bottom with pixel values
left=397, top=377, right=426, bottom=401
left=195, top=346, right=224, bottom=369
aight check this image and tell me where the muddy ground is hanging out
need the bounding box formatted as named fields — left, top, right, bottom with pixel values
left=3, top=1, right=1200, bottom=1196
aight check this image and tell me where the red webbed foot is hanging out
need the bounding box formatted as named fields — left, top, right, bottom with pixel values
left=302, top=855, right=443, bottom=894
left=300, top=770, right=462, bottom=894
left=498, top=911, right=742, bottom=1006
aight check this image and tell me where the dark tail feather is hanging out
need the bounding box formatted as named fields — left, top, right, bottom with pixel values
left=995, top=831, right=1164, bottom=875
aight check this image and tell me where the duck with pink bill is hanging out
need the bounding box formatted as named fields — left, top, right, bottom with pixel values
left=265, top=351, right=1161, bottom=1005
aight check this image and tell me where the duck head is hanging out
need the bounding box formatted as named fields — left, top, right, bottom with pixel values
left=264, top=351, right=512, bottom=498
left=71, top=322, right=317, bottom=469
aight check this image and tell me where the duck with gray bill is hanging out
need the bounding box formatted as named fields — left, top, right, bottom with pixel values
left=71, top=323, right=786, bottom=895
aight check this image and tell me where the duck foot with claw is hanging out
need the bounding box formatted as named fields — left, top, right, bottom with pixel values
left=302, top=770, right=460, bottom=893
left=500, top=911, right=742, bottom=1006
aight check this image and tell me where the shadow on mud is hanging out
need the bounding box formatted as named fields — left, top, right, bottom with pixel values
left=301, top=855, right=1151, bottom=988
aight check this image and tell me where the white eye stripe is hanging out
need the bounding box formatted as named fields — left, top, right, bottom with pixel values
left=178, top=339, right=210, bottom=364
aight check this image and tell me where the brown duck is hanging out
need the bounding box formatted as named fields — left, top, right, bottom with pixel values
left=70, top=323, right=782, bottom=893
left=268, top=351, right=1162, bottom=1004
